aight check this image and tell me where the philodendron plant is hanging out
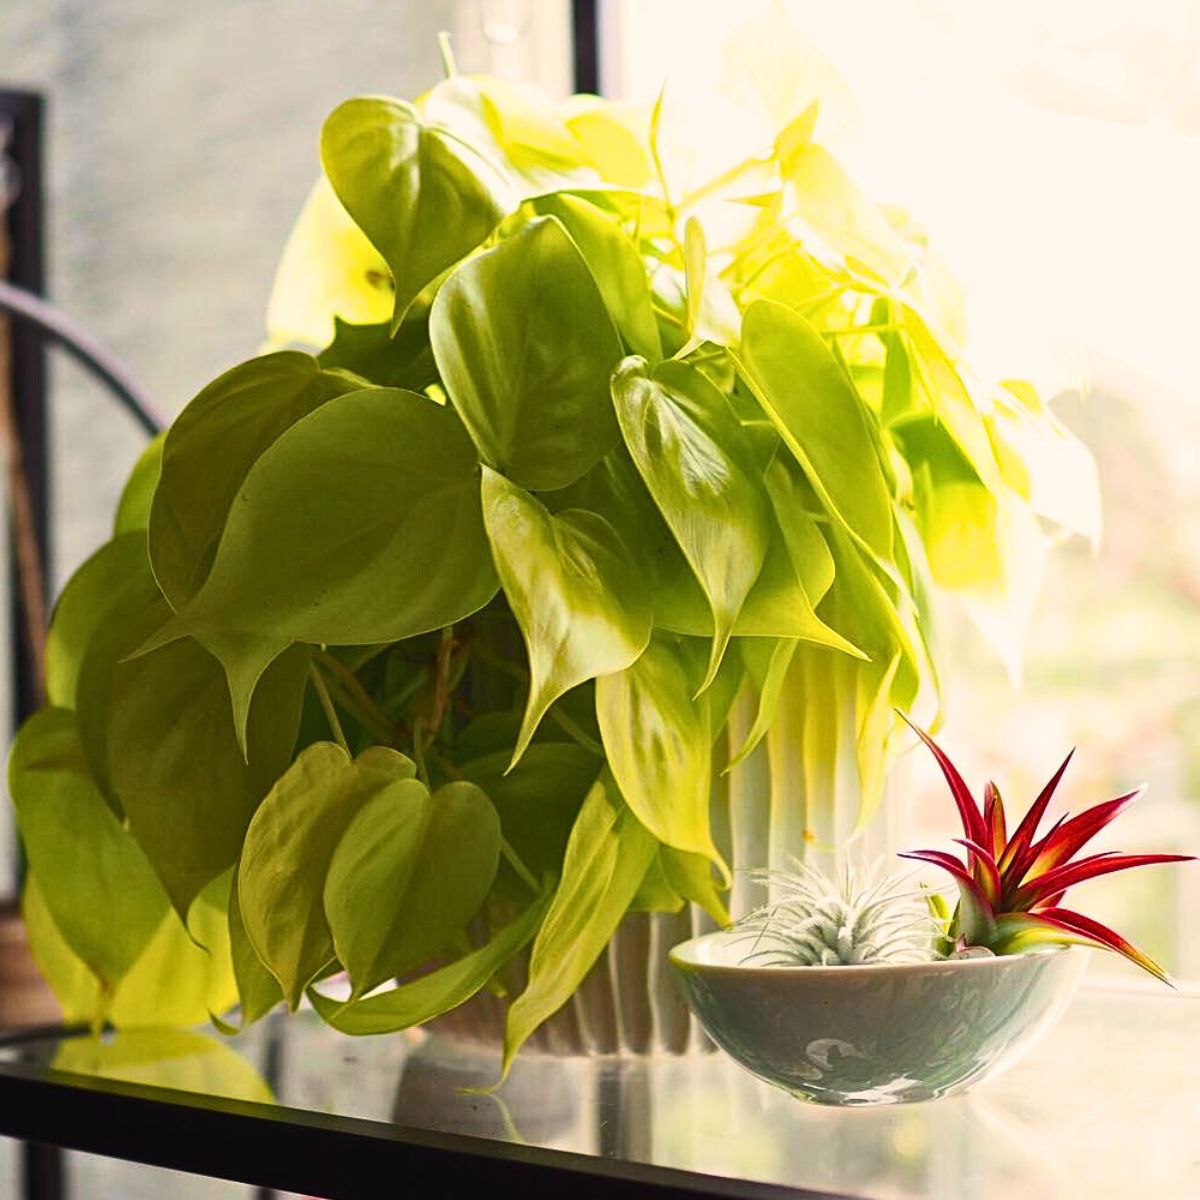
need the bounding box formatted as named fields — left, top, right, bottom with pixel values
left=9, top=31, right=1101, bottom=1075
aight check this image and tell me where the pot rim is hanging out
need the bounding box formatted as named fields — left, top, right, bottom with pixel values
left=669, top=930, right=1082, bottom=978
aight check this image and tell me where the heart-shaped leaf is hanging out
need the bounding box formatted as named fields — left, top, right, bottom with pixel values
left=237, top=742, right=416, bottom=1008
left=431, top=215, right=623, bottom=491
left=10, top=709, right=167, bottom=994
left=321, top=96, right=510, bottom=328
left=595, top=638, right=723, bottom=869
left=481, top=466, right=651, bottom=765
left=734, top=300, right=893, bottom=561
left=611, top=356, right=770, bottom=689
left=502, top=775, right=656, bottom=1076
left=324, top=779, right=501, bottom=998
left=149, top=352, right=361, bottom=608
left=106, top=641, right=310, bottom=919
left=140, top=387, right=498, bottom=745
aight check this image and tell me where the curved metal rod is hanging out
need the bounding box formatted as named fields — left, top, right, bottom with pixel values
left=0, top=279, right=165, bottom=436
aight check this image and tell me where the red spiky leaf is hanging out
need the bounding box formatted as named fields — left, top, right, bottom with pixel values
left=997, top=749, right=1075, bottom=882
left=898, top=714, right=987, bottom=847
left=897, top=849, right=996, bottom=944
left=983, top=781, right=1007, bottom=860
left=1016, top=907, right=1172, bottom=985
left=1013, top=851, right=1195, bottom=911
left=952, top=837, right=1002, bottom=907
left=1023, top=788, right=1144, bottom=881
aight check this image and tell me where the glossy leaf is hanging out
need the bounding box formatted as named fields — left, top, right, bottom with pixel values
left=481, top=467, right=651, bottom=764
left=734, top=300, right=893, bottom=560
left=324, top=779, right=501, bottom=998
left=140, top=387, right=498, bottom=744
left=237, top=742, right=417, bottom=1008
left=528, top=193, right=661, bottom=363
left=595, top=638, right=723, bottom=869
left=321, top=96, right=509, bottom=328
left=106, top=641, right=310, bottom=919
left=431, top=215, right=622, bottom=491
left=502, top=776, right=657, bottom=1075
left=611, top=356, right=770, bottom=688
left=310, top=891, right=551, bottom=1036
left=10, top=709, right=167, bottom=994
left=149, top=352, right=361, bottom=608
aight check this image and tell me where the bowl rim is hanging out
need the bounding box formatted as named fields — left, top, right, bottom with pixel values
left=668, top=930, right=1081, bottom=977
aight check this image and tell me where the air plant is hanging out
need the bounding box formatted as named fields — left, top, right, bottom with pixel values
left=733, top=860, right=938, bottom=966
left=899, top=717, right=1195, bottom=983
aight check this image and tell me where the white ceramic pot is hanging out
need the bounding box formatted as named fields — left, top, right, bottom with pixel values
left=670, top=932, right=1088, bottom=1104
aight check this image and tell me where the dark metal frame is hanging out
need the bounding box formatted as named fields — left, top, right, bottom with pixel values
left=0, top=1055, right=849, bottom=1200
left=0, top=90, right=48, bottom=733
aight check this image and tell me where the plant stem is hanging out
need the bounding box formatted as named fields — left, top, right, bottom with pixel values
left=500, top=836, right=541, bottom=895
left=316, top=651, right=398, bottom=744
left=437, top=31, right=457, bottom=78
left=309, top=664, right=349, bottom=754
left=548, top=708, right=604, bottom=757
left=677, top=154, right=765, bottom=212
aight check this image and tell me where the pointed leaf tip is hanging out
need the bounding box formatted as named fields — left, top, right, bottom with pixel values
left=897, top=712, right=987, bottom=848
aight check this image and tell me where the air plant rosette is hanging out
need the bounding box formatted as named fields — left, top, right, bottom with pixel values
left=670, top=720, right=1195, bottom=1105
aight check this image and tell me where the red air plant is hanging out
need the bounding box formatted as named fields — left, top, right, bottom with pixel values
left=898, top=717, right=1195, bottom=983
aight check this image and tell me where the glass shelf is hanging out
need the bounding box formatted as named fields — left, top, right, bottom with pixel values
left=1, top=980, right=1197, bottom=1198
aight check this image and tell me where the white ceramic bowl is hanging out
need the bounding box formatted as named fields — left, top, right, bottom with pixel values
left=670, top=933, right=1087, bottom=1105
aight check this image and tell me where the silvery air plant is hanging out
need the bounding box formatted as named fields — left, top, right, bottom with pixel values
left=734, top=860, right=938, bottom=967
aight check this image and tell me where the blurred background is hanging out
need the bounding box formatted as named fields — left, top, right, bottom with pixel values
left=2, top=0, right=1199, bottom=1195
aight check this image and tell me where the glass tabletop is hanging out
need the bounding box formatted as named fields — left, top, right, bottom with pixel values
left=2, top=979, right=1197, bottom=1199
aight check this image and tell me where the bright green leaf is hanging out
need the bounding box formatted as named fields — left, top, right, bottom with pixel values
left=481, top=466, right=651, bottom=764
left=502, top=776, right=656, bottom=1075
left=149, top=351, right=360, bottom=608
left=310, top=891, right=551, bottom=1036
left=595, top=638, right=724, bottom=870
left=324, top=779, right=501, bottom=998
left=734, top=299, right=893, bottom=560
left=237, top=742, right=416, bottom=1008
left=611, top=356, right=770, bottom=689
left=140, top=387, right=498, bottom=745
left=10, top=709, right=167, bottom=995
left=431, top=215, right=622, bottom=491
left=321, top=96, right=509, bottom=329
